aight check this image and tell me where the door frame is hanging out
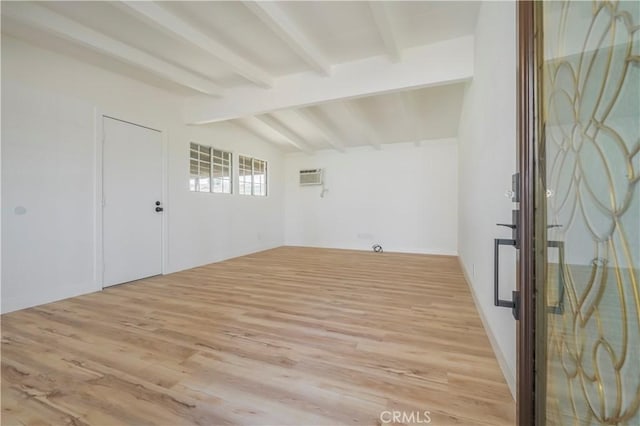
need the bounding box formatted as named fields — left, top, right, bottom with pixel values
left=517, top=1, right=539, bottom=424
left=94, top=111, right=169, bottom=290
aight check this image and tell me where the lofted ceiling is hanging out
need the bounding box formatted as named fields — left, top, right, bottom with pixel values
left=1, top=1, right=480, bottom=153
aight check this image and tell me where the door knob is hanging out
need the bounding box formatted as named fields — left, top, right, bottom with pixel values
left=155, top=207, right=163, bottom=212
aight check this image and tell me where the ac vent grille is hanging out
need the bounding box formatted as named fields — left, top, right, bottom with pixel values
left=299, top=169, right=323, bottom=186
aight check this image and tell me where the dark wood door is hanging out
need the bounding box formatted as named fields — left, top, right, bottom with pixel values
left=518, top=1, right=640, bottom=424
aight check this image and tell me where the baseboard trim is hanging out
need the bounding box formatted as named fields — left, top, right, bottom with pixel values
left=164, top=242, right=284, bottom=275
left=283, top=243, right=457, bottom=256
left=458, top=257, right=516, bottom=400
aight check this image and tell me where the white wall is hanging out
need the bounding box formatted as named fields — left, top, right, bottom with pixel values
left=285, top=140, right=458, bottom=255
left=1, top=36, right=284, bottom=313
left=167, top=122, right=285, bottom=273
left=457, top=1, right=518, bottom=397
left=2, top=82, right=97, bottom=312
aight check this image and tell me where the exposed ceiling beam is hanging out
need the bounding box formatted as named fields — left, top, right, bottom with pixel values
left=2, top=3, right=221, bottom=96
left=294, top=109, right=345, bottom=152
left=183, top=36, right=474, bottom=124
left=243, top=1, right=332, bottom=76
left=119, top=1, right=273, bottom=89
left=254, top=115, right=314, bottom=154
left=368, top=2, right=401, bottom=62
left=230, top=120, right=284, bottom=150
left=341, top=101, right=381, bottom=150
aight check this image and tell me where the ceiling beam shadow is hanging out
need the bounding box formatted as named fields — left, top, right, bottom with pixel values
left=294, top=108, right=346, bottom=152
left=119, top=1, right=273, bottom=89
left=243, top=1, right=332, bottom=76
left=368, top=1, right=402, bottom=63
left=253, top=115, right=315, bottom=154
left=3, top=2, right=221, bottom=95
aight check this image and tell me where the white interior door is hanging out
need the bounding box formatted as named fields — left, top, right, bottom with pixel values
left=103, top=116, right=163, bottom=287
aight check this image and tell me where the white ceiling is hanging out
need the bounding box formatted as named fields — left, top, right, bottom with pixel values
left=1, top=1, right=480, bottom=152
left=233, top=83, right=467, bottom=152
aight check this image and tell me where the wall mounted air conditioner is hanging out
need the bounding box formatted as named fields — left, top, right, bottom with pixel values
left=299, top=168, right=323, bottom=186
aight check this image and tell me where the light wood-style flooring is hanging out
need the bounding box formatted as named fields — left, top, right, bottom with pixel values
left=1, top=247, right=515, bottom=425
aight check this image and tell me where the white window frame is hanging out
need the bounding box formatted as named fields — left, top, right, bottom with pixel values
left=189, top=142, right=211, bottom=193
left=211, top=148, right=233, bottom=194
left=189, top=142, right=233, bottom=194
left=238, top=155, right=268, bottom=197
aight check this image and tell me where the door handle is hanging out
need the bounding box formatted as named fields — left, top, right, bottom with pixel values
left=546, top=240, right=565, bottom=314
left=494, top=237, right=520, bottom=320
left=155, top=206, right=163, bottom=212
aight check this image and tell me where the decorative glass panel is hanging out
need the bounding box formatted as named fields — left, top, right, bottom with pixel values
left=537, top=1, right=640, bottom=424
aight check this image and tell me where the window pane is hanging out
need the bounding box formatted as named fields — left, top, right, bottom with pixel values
left=239, top=155, right=252, bottom=195
left=254, top=159, right=267, bottom=196
left=236, top=156, right=267, bottom=196
left=212, top=177, right=223, bottom=193
left=190, top=159, right=199, bottom=176
left=190, top=144, right=200, bottom=191
left=189, top=144, right=234, bottom=193
left=239, top=176, right=251, bottom=195
left=212, top=164, right=223, bottom=179
left=253, top=174, right=265, bottom=196
left=199, top=177, right=210, bottom=192
left=210, top=148, right=232, bottom=193
left=190, top=143, right=209, bottom=192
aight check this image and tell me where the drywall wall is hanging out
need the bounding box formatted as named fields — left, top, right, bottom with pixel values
left=1, top=36, right=284, bottom=313
left=167, top=123, right=285, bottom=273
left=284, top=140, right=458, bottom=255
left=2, top=82, right=97, bottom=312
left=457, top=1, right=518, bottom=397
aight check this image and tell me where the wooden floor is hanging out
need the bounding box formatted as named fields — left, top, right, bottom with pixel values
left=1, top=247, right=514, bottom=425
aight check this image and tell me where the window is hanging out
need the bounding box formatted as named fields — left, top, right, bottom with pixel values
left=253, top=158, right=267, bottom=196
left=190, top=143, right=211, bottom=192
left=238, top=155, right=267, bottom=196
left=189, top=143, right=232, bottom=194
left=211, top=148, right=232, bottom=194
left=238, top=155, right=252, bottom=195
